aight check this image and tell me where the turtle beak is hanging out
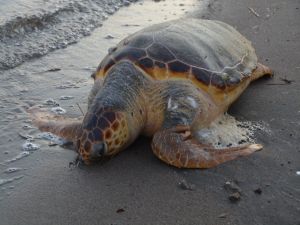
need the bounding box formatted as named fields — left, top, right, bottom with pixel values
left=90, top=142, right=107, bottom=160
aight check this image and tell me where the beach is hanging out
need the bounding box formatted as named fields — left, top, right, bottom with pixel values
left=0, top=0, right=299, bottom=224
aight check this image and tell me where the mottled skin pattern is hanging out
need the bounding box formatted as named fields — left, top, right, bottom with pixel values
left=77, top=110, right=128, bottom=162
left=31, top=19, right=273, bottom=168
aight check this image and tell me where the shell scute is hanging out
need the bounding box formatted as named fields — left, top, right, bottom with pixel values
left=155, top=61, right=166, bottom=68
left=211, top=74, right=226, bottom=89
left=139, top=57, right=154, bottom=69
left=146, top=43, right=175, bottom=62
left=168, top=61, right=190, bottom=73
left=191, top=67, right=211, bottom=85
left=114, top=47, right=146, bottom=62
left=127, top=34, right=153, bottom=48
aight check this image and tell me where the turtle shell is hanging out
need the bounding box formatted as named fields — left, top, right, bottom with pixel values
left=95, top=19, right=257, bottom=91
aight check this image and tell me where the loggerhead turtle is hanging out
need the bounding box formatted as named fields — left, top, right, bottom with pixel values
left=31, top=18, right=273, bottom=168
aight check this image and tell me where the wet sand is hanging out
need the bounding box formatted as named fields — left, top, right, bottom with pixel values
left=0, top=0, right=299, bottom=224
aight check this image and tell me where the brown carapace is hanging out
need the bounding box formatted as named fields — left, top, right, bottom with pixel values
left=31, top=18, right=273, bottom=168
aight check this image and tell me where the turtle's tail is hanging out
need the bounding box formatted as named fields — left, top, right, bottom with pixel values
left=28, top=107, right=83, bottom=142
left=250, top=63, right=274, bottom=82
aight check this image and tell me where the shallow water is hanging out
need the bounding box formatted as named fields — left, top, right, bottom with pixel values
left=0, top=0, right=140, bottom=70
left=0, top=0, right=208, bottom=197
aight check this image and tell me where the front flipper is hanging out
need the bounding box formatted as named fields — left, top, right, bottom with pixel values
left=151, top=126, right=262, bottom=168
left=29, top=107, right=82, bottom=142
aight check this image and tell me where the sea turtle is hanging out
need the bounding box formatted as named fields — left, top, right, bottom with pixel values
left=31, top=18, right=273, bottom=168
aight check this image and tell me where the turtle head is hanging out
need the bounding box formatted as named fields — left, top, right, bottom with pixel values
left=76, top=108, right=130, bottom=164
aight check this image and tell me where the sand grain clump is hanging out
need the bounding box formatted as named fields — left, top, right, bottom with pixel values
left=195, top=114, right=271, bottom=148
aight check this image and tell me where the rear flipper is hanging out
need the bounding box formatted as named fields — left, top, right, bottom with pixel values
left=250, top=63, right=274, bottom=81
left=28, top=107, right=82, bottom=142
left=151, top=126, right=262, bottom=168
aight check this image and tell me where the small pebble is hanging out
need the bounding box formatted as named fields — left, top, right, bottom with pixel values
left=44, top=99, right=59, bottom=106
left=22, top=124, right=33, bottom=130
left=51, top=107, right=66, bottom=115
left=123, top=1, right=130, bottom=6
left=18, top=132, right=34, bottom=141
left=296, top=171, right=300, bottom=175
left=59, top=96, right=74, bottom=100
left=229, top=192, right=241, bottom=202
left=4, top=168, right=22, bottom=174
left=104, top=34, right=115, bottom=39
left=56, top=82, right=79, bottom=89
left=178, top=179, right=196, bottom=191
left=238, top=139, right=246, bottom=144
left=48, top=142, right=58, bottom=147
left=46, top=68, right=61, bottom=72
left=254, top=188, right=262, bottom=195
left=224, top=181, right=241, bottom=193
left=22, top=142, right=40, bottom=151
left=116, top=208, right=125, bottom=213
left=218, top=213, right=227, bottom=218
